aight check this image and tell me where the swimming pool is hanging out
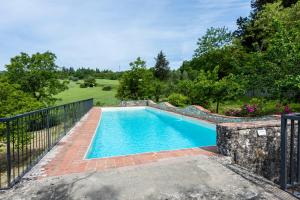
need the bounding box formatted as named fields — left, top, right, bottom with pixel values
left=86, top=107, right=216, bottom=159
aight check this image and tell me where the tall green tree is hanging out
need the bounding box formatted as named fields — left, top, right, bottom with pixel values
left=153, top=51, right=170, bottom=81
left=117, top=57, right=154, bottom=100
left=240, top=2, right=300, bottom=99
left=5, top=52, right=67, bottom=105
left=194, top=27, right=233, bottom=57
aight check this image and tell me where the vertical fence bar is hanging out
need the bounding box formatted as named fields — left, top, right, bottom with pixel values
left=64, top=105, right=67, bottom=134
left=280, top=115, right=287, bottom=189
left=46, top=110, right=51, bottom=151
left=298, top=119, right=300, bottom=182
left=290, top=120, right=295, bottom=190
left=6, top=120, right=11, bottom=188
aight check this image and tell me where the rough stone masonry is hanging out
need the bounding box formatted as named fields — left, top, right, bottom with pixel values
left=217, top=120, right=298, bottom=183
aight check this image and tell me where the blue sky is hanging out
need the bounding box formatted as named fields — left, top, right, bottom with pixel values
left=0, top=0, right=251, bottom=71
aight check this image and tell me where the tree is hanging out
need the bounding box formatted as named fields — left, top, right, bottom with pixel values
left=240, top=2, right=300, bottom=98
left=83, top=76, right=96, bottom=87
left=117, top=57, right=154, bottom=100
left=211, top=74, right=244, bottom=113
left=251, top=0, right=276, bottom=15
left=191, top=67, right=244, bottom=112
left=282, top=0, right=298, bottom=7
left=151, top=81, right=165, bottom=102
left=153, top=51, right=170, bottom=81
left=177, top=80, right=193, bottom=101
left=194, top=27, right=233, bottom=57
left=275, top=75, right=300, bottom=102
left=5, top=52, right=67, bottom=105
left=0, top=81, right=43, bottom=118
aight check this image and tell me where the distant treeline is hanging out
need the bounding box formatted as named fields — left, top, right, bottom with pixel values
left=58, top=67, right=124, bottom=80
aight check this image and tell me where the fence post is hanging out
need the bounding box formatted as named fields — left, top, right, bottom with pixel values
left=46, top=110, right=51, bottom=151
left=280, top=115, right=287, bottom=189
left=6, top=121, right=11, bottom=188
left=64, top=105, right=67, bottom=134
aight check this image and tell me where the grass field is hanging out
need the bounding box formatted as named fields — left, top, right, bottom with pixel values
left=55, top=79, right=120, bottom=106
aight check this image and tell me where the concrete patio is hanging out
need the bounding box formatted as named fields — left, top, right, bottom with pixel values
left=1, top=155, right=295, bottom=200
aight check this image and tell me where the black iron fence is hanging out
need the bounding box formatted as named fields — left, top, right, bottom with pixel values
left=280, top=113, right=300, bottom=198
left=0, top=99, right=93, bottom=189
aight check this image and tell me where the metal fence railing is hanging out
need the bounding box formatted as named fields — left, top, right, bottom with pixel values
left=0, top=98, right=93, bottom=189
left=280, top=113, right=300, bottom=198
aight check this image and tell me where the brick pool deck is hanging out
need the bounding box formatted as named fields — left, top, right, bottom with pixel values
left=42, top=107, right=218, bottom=177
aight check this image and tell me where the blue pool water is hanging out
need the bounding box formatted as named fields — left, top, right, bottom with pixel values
left=86, top=107, right=216, bottom=159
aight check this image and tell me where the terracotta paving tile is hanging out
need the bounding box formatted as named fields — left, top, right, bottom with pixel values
left=40, top=107, right=220, bottom=178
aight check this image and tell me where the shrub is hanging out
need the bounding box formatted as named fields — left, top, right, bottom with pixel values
left=167, top=93, right=189, bottom=107
left=69, top=76, right=79, bottom=82
left=275, top=103, right=293, bottom=114
left=83, top=76, right=96, bottom=87
left=95, top=101, right=104, bottom=106
left=241, top=104, right=260, bottom=117
left=80, top=83, right=87, bottom=88
left=102, top=85, right=112, bottom=91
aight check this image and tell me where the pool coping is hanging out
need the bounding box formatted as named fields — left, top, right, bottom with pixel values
left=36, top=107, right=218, bottom=178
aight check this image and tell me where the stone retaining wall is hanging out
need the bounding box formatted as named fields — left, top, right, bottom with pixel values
left=217, top=121, right=297, bottom=183
left=120, top=100, right=149, bottom=107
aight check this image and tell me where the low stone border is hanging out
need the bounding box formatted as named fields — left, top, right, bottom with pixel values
left=120, top=100, right=279, bottom=123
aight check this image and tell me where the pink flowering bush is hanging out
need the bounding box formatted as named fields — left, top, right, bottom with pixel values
left=241, top=104, right=260, bottom=116
left=224, top=104, right=260, bottom=117
left=276, top=103, right=293, bottom=114
left=284, top=105, right=292, bottom=114
left=225, top=98, right=264, bottom=117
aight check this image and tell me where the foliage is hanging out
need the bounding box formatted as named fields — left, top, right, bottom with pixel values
left=102, top=85, right=112, bottom=91
left=167, top=93, right=189, bottom=107
left=83, top=76, right=96, bottom=87
left=177, top=80, right=193, bottom=100
left=153, top=51, right=170, bottom=81
left=275, top=75, right=300, bottom=102
left=194, top=27, right=233, bottom=57
left=79, top=83, right=88, bottom=88
left=189, top=67, right=244, bottom=112
left=151, top=81, right=165, bottom=102
left=59, top=67, right=123, bottom=80
left=117, top=57, right=154, bottom=100
left=95, top=101, right=104, bottom=106
left=0, top=81, right=43, bottom=118
left=211, top=74, right=245, bottom=113
left=5, top=52, right=67, bottom=105
left=69, top=76, right=79, bottom=82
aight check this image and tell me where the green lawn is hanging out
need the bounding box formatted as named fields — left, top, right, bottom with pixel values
left=55, top=79, right=120, bottom=106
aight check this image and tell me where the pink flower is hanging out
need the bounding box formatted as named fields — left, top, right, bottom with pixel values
left=284, top=105, right=292, bottom=114
left=246, top=104, right=255, bottom=113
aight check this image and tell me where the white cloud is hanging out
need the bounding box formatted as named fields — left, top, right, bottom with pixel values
left=0, top=0, right=251, bottom=70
